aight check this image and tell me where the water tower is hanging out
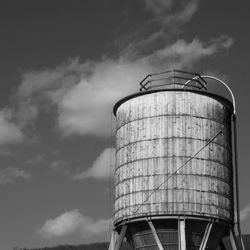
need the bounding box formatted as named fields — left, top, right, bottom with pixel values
left=108, top=70, right=245, bottom=250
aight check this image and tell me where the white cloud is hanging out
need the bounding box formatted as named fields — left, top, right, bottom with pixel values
left=55, top=60, right=150, bottom=137
left=135, top=0, right=200, bottom=50
left=14, top=34, right=233, bottom=138
left=144, top=0, right=198, bottom=25
left=0, top=167, right=31, bottom=185
left=17, top=58, right=90, bottom=99
left=165, top=0, right=199, bottom=25
left=0, top=109, right=23, bottom=144
left=38, top=209, right=83, bottom=238
left=10, top=1, right=233, bottom=140
left=56, top=36, right=233, bottom=137
left=73, top=147, right=115, bottom=180
left=38, top=209, right=111, bottom=241
left=240, top=204, right=250, bottom=221
left=149, top=36, right=234, bottom=69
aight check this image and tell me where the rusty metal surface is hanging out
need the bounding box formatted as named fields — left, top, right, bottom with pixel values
left=114, top=91, right=233, bottom=225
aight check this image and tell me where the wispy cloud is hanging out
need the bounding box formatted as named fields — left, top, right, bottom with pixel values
left=13, top=34, right=233, bottom=138
left=148, top=36, right=233, bottom=69
left=50, top=160, right=69, bottom=176
left=6, top=1, right=233, bottom=139
left=0, top=167, right=31, bottom=185
left=0, top=147, right=12, bottom=156
left=144, top=0, right=199, bottom=26
left=0, top=109, right=24, bottom=144
left=144, top=0, right=173, bottom=14
left=124, top=0, right=200, bottom=54
left=73, top=147, right=115, bottom=180
left=38, top=209, right=110, bottom=241
left=240, top=203, right=250, bottom=221
left=25, top=154, right=44, bottom=165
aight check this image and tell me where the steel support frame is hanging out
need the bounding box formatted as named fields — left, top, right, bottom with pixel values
left=147, top=220, right=164, bottom=250
left=178, top=220, right=186, bottom=250
left=199, top=222, right=213, bottom=250
left=229, top=228, right=239, bottom=250
left=108, top=225, right=127, bottom=250
left=219, top=241, right=226, bottom=250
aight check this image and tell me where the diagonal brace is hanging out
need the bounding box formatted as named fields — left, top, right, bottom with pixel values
left=148, top=220, right=164, bottom=250
left=199, top=222, right=213, bottom=250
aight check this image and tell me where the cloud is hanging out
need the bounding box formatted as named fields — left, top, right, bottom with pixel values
left=55, top=60, right=150, bottom=137
left=38, top=209, right=111, bottom=241
left=0, top=147, right=12, bottom=156
left=0, top=167, right=31, bottom=185
left=14, top=34, right=233, bottom=138
left=50, top=160, right=69, bottom=176
left=127, top=0, right=200, bottom=53
left=10, top=1, right=233, bottom=139
left=14, top=58, right=91, bottom=127
left=38, top=209, right=83, bottom=238
left=0, top=109, right=24, bottom=144
left=148, top=36, right=234, bottom=69
left=240, top=204, right=250, bottom=221
left=25, top=154, right=44, bottom=165
left=16, top=58, right=151, bottom=137
left=73, top=147, right=115, bottom=180
left=145, top=0, right=199, bottom=25
left=17, top=58, right=90, bottom=99
left=165, top=0, right=199, bottom=25
left=144, top=0, right=173, bottom=14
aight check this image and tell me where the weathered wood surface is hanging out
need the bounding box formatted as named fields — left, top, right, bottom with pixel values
left=114, top=91, right=233, bottom=224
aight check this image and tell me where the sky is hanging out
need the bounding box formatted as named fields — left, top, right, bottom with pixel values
left=0, top=0, right=250, bottom=249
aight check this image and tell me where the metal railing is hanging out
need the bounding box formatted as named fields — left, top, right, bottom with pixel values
left=139, top=69, right=207, bottom=92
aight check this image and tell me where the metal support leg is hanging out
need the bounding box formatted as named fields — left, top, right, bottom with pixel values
left=199, top=222, right=213, bottom=250
left=219, top=241, right=226, bottom=250
left=115, top=225, right=127, bottom=250
left=108, top=225, right=127, bottom=250
left=229, top=229, right=238, bottom=250
left=108, top=230, right=116, bottom=250
left=148, top=220, right=164, bottom=250
left=178, top=220, right=186, bottom=250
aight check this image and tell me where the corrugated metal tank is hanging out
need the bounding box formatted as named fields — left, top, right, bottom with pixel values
left=113, top=84, right=234, bottom=249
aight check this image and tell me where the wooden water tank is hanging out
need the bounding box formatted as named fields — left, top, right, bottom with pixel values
left=113, top=90, right=234, bottom=226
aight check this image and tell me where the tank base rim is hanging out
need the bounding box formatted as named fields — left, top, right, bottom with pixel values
left=114, top=214, right=233, bottom=230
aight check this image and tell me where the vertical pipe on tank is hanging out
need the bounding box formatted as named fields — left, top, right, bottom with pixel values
left=187, top=75, right=245, bottom=250
left=232, top=115, right=245, bottom=250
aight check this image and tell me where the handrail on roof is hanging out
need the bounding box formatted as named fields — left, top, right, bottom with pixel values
left=139, top=69, right=207, bottom=92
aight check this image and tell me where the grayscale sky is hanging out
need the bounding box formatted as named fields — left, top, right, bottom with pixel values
left=0, top=0, right=249, bottom=249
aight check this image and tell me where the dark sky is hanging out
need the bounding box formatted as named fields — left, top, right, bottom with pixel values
left=0, top=0, right=250, bottom=249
